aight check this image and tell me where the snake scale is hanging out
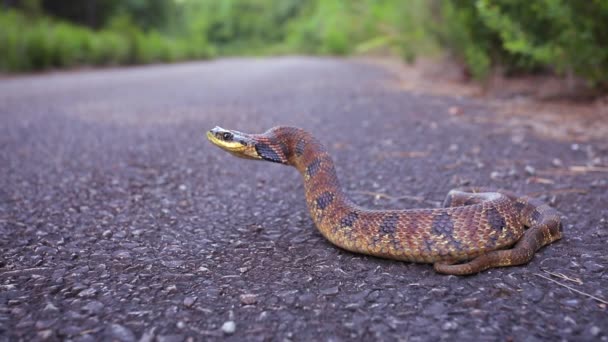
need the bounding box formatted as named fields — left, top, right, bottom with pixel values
left=207, top=126, right=562, bottom=275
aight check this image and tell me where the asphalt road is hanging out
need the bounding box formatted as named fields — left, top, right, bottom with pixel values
left=1, top=57, right=607, bottom=341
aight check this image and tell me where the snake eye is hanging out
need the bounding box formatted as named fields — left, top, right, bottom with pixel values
left=222, top=132, right=233, bottom=141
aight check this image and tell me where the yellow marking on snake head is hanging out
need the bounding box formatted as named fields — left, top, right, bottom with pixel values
left=207, top=126, right=261, bottom=160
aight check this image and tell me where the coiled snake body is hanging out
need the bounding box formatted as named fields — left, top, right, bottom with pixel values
left=207, top=126, right=562, bottom=275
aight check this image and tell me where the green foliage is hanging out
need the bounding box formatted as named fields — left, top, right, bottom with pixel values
left=285, top=0, right=436, bottom=58
left=437, top=0, right=608, bottom=86
left=2, top=0, right=607, bottom=87
left=0, top=9, right=213, bottom=72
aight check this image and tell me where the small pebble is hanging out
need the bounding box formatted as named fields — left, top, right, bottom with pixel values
left=221, top=321, right=236, bottom=334
left=490, top=171, right=504, bottom=180
left=112, top=250, right=131, bottom=259
left=183, top=296, right=197, bottom=308
left=524, top=165, right=536, bottom=175
left=77, top=288, right=97, bottom=298
left=240, top=294, right=258, bottom=305
left=43, top=303, right=59, bottom=312
left=320, top=286, right=340, bottom=296
left=441, top=321, right=458, bottom=331
left=448, top=106, right=462, bottom=115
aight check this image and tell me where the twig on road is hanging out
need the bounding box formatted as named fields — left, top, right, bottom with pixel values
left=538, top=165, right=608, bottom=176
left=542, top=269, right=583, bottom=285
left=527, top=188, right=589, bottom=197
left=534, top=273, right=608, bottom=305
left=0, top=267, right=50, bottom=278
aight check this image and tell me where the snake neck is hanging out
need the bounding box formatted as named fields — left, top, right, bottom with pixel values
left=259, top=127, right=355, bottom=223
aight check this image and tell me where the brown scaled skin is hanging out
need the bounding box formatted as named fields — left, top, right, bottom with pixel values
left=207, top=126, right=563, bottom=275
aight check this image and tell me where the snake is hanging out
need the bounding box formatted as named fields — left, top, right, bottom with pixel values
left=207, top=126, right=563, bottom=275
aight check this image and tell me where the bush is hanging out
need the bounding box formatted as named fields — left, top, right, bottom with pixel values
left=0, top=9, right=213, bottom=72
left=437, top=0, right=608, bottom=86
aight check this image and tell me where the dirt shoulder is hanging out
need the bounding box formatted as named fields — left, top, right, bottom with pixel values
left=362, top=56, right=608, bottom=142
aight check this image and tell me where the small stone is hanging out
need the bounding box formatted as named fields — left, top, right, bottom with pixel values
left=166, top=285, right=177, bottom=292
left=108, top=324, right=135, bottom=342
left=552, top=158, right=563, bottom=167
left=471, top=309, right=486, bottom=319
left=524, top=165, right=536, bottom=175
left=113, top=250, right=131, bottom=259
left=43, top=303, right=59, bottom=312
left=183, top=296, right=197, bottom=308
left=490, top=171, right=504, bottom=180
left=240, top=294, right=258, bottom=305
left=441, top=321, right=458, bottom=331
left=78, top=288, right=97, bottom=298
left=238, top=267, right=249, bottom=273
left=448, top=106, right=462, bottom=115
left=562, top=299, right=580, bottom=307
left=590, top=326, right=601, bottom=336
left=320, top=286, right=340, bottom=296
left=564, top=316, right=576, bottom=325
left=571, top=143, right=580, bottom=151
left=221, top=321, right=236, bottom=335
left=176, top=321, right=186, bottom=329
left=102, top=230, right=113, bottom=238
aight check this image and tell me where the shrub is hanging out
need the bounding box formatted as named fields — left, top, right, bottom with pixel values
left=0, top=9, right=212, bottom=72
left=437, top=0, right=608, bottom=86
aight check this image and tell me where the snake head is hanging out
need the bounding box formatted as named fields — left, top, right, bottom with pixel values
left=207, top=126, right=262, bottom=160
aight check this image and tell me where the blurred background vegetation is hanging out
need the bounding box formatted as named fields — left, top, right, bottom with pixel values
left=1, top=0, right=607, bottom=87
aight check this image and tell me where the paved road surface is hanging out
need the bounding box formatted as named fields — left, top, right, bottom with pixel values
left=1, top=58, right=607, bottom=341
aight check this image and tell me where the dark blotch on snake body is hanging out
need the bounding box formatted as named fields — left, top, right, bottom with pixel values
left=316, top=191, right=334, bottom=210
left=340, top=212, right=359, bottom=227
left=486, top=206, right=506, bottom=232
left=379, top=214, right=399, bottom=236
left=295, top=138, right=306, bottom=156
left=307, top=158, right=322, bottom=177
left=431, top=212, right=455, bottom=237
left=255, top=142, right=283, bottom=163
